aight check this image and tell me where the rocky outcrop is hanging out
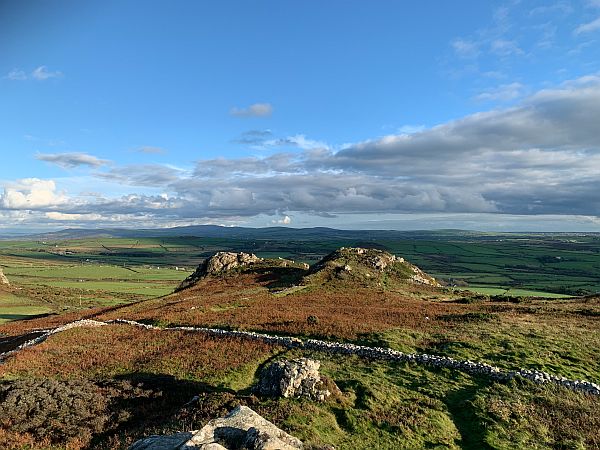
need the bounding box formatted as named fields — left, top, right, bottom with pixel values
left=0, top=267, right=10, bottom=287
left=129, top=406, right=302, bottom=450
left=305, top=247, right=439, bottom=287
left=255, top=358, right=331, bottom=402
left=176, top=252, right=262, bottom=291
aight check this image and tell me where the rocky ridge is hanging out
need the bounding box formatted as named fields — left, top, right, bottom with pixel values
left=304, top=247, right=440, bottom=287
left=176, top=252, right=262, bottom=291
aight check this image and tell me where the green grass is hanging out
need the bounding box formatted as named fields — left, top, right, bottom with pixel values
left=458, top=286, right=570, bottom=298
left=2, top=232, right=600, bottom=297
left=0, top=293, right=52, bottom=324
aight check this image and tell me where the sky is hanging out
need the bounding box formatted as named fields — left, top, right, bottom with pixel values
left=1, top=0, right=600, bottom=233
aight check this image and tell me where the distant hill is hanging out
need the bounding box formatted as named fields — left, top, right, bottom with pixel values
left=16, top=225, right=490, bottom=242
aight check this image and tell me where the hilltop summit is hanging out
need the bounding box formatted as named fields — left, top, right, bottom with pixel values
left=304, top=247, right=440, bottom=287
left=176, top=247, right=440, bottom=292
left=176, top=252, right=262, bottom=291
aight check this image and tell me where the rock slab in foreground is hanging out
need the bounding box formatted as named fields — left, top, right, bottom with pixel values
left=255, top=358, right=331, bottom=402
left=129, top=405, right=302, bottom=450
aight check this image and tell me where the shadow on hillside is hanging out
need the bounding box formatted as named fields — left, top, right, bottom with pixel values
left=87, top=373, right=238, bottom=450
left=442, top=383, right=493, bottom=450
left=252, top=267, right=307, bottom=290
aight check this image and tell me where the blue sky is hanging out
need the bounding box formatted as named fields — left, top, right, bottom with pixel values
left=1, top=0, right=600, bottom=232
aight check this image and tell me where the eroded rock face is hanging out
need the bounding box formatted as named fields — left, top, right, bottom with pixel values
left=129, top=406, right=302, bottom=450
left=255, top=358, right=331, bottom=402
left=0, top=268, right=10, bottom=287
left=176, top=252, right=262, bottom=291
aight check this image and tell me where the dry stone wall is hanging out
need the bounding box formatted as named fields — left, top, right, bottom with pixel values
left=2, top=318, right=598, bottom=396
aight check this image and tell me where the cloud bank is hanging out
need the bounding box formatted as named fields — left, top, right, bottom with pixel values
left=2, top=76, right=600, bottom=229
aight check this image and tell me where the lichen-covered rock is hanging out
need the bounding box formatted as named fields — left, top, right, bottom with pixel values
left=176, top=252, right=262, bottom=291
left=304, top=247, right=439, bottom=287
left=129, top=406, right=302, bottom=449
left=255, top=358, right=331, bottom=402
left=0, top=267, right=10, bottom=286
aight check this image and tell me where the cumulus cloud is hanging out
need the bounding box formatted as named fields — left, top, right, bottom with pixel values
left=272, top=215, right=292, bottom=225
left=0, top=179, right=67, bottom=209
left=230, top=103, right=273, bottom=117
left=36, top=152, right=110, bottom=169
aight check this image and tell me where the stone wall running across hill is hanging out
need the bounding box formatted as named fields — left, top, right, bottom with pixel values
left=2, top=319, right=598, bottom=396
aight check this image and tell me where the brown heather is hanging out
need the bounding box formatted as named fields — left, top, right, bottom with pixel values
left=0, top=324, right=278, bottom=381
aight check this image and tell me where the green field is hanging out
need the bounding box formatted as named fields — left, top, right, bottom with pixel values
left=0, top=292, right=52, bottom=324
left=0, top=231, right=598, bottom=325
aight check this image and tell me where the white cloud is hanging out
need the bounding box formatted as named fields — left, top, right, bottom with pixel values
left=398, top=125, right=426, bottom=134
left=263, top=134, right=329, bottom=150
left=36, top=152, right=110, bottom=169
left=1, top=179, right=67, bottom=209
left=271, top=215, right=292, bottom=225
left=529, top=2, right=573, bottom=16
left=575, top=16, right=600, bottom=35
left=31, top=65, right=62, bottom=80
left=5, top=66, right=62, bottom=81
left=490, top=39, right=524, bottom=56
left=475, top=82, right=526, bottom=102
left=451, top=39, right=480, bottom=58
left=230, top=103, right=273, bottom=117
left=4, top=75, right=600, bottom=228
left=5, top=69, right=27, bottom=80
left=45, top=212, right=103, bottom=221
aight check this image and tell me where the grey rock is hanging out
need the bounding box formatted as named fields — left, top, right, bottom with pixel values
left=176, top=252, right=262, bottom=291
left=188, top=405, right=302, bottom=449
left=0, top=267, right=10, bottom=286
left=129, top=406, right=302, bottom=450
left=255, top=358, right=331, bottom=402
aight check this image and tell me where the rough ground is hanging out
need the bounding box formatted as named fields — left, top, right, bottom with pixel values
left=0, top=249, right=598, bottom=449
